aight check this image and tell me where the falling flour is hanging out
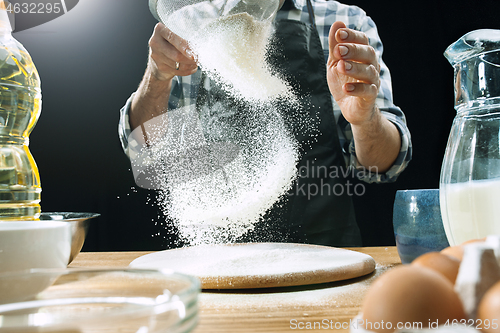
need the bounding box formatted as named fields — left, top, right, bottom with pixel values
left=140, top=12, right=304, bottom=245
left=190, top=13, right=294, bottom=102
left=153, top=102, right=299, bottom=245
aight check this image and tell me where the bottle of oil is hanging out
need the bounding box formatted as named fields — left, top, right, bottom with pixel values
left=0, top=2, right=41, bottom=219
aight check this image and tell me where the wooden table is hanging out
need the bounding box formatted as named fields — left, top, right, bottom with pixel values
left=69, top=247, right=401, bottom=332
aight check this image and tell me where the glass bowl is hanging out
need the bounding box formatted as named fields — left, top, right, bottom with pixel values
left=0, top=268, right=200, bottom=333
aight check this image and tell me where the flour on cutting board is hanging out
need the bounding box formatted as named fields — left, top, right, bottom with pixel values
left=131, top=243, right=371, bottom=277
left=130, top=243, right=376, bottom=289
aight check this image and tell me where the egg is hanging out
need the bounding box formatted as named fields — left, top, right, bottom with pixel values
left=477, top=280, right=500, bottom=332
left=412, top=251, right=461, bottom=284
left=440, top=238, right=486, bottom=261
left=441, top=245, right=464, bottom=261
left=361, top=265, right=466, bottom=333
left=461, top=237, right=486, bottom=246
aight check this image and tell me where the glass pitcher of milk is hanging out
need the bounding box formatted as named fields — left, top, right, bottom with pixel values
left=440, top=29, right=500, bottom=246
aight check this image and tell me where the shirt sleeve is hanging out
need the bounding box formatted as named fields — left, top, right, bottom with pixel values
left=336, top=6, right=412, bottom=183
left=346, top=107, right=412, bottom=183
left=118, top=75, right=189, bottom=158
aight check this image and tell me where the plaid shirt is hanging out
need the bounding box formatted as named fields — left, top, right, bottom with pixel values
left=119, top=0, right=412, bottom=183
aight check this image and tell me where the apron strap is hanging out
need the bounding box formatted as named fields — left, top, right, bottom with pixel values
left=306, top=0, right=316, bottom=30
left=194, top=3, right=362, bottom=246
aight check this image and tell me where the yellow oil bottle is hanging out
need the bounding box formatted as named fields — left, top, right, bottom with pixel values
left=0, top=2, right=41, bottom=219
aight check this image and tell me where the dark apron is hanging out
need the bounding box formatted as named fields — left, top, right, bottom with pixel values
left=195, top=0, right=362, bottom=247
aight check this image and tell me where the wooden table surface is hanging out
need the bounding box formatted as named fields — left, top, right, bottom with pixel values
left=69, top=247, right=401, bottom=332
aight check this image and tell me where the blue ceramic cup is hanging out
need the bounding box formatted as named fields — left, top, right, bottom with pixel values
left=393, top=189, right=449, bottom=264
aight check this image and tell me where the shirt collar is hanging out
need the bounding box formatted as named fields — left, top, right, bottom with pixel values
left=283, top=0, right=304, bottom=10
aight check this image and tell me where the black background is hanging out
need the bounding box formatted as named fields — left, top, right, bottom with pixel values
left=9, top=0, right=79, bottom=32
left=12, top=0, right=500, bottom=250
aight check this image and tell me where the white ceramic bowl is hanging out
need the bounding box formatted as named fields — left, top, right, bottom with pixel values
left=0, top=221, right=72, bottom=303
left=0, top=221, right=72, bottom=272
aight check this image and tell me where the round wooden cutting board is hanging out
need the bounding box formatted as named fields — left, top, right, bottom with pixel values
left=129, top=243, right=376, bottom=289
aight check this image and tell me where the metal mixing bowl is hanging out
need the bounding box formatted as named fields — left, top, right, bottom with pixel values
left=39, top=212, right=100, bottom=264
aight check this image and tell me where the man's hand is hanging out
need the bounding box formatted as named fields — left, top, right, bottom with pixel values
left=326, top=21, right=400, bottom=173
left=327, top=21, right=380, bottom=126
left=130, top=23, right=197, bottom=131
left=148, top=22, right=198, bottom=81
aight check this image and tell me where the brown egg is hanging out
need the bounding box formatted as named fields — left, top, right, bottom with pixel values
left=441, top=245, right=464, bottom=261
left=412, top=251, right=461, bottom=284
left=477, top=280, right=500, bottom=333
left=441, top=238, right=486, bottom=261
left=460, top=237, right=486, bottom=246
left=361, top=265, right=466, bottom=333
